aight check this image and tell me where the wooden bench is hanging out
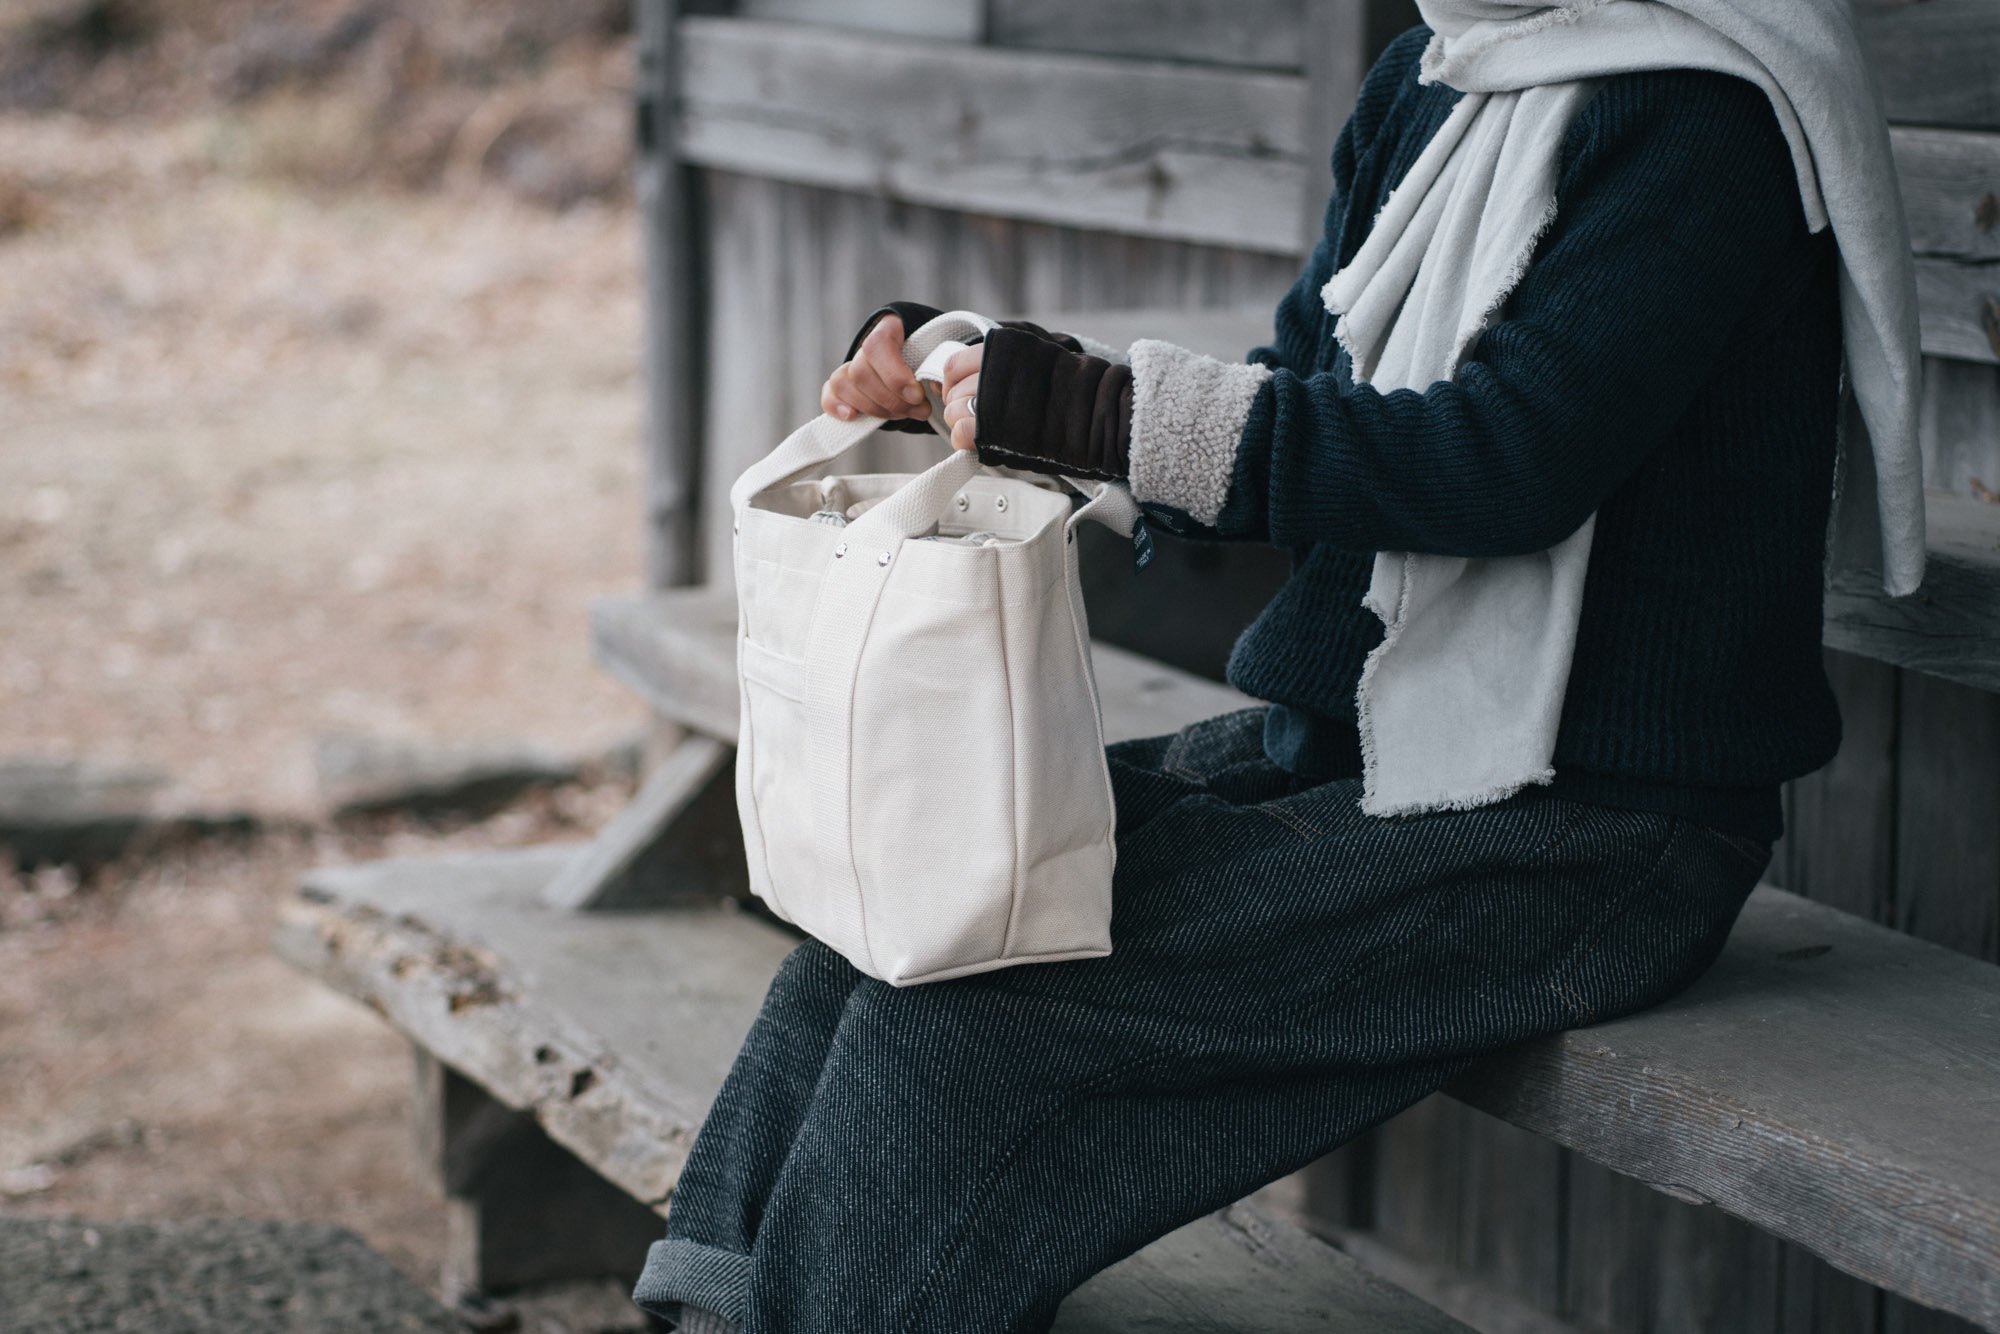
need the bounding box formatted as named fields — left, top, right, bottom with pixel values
left=279, top=844, right=1468, bottom=1331
left=279, top=587, right=2000, bottom=1331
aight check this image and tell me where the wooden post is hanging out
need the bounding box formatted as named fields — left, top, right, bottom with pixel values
left=1298, top=1, right=1421, bottom=254
left=1298, top=0, right=1365, bottom=256
left=414, top=1051, right=666, bottom=1301
left=637, top=0, right=705, bottom=589
left=539, top=734, right=747, bottom=910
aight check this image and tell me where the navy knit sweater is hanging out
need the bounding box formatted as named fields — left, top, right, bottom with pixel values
left=880, top=28, right=1847, bottom=843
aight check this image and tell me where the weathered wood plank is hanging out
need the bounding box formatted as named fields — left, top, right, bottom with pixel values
left=1920, top=357, right=2000, bottom=499
left=592, top=590, right=739, bottom=741
left=676, top=18, right=1311, bottom=254
left=671, top=26, right=1995, bottom=362
left=414, top=1052, right=663, bottom=1299
left=278, top=853, right=1471, bottom=1332
left=778, top=183, right=824, bottom=435
left=1916, top=257, right=2000, bottom=366
left=1316, top=1230, right=1586, bottom=1334
left=1650, top=1203, right=1783, bottom=1334
left=1566, top=1153, right=1804, bottom=1334
left=735, top=0, right=981, bottom=42
left=1781, top=650, right=1900, bottom=921
left=1456, top=1111, right=1565, bottom=1315
left=1881, top=1294, right=1990, bottom=1334
left=1296, top=1142, right=1374, bottom=1233
left=1824, top=492, right=2000, bottom=693
left=1855, top=0, right=2000, bottom=132
left=697, top=171, right=798, bottom=590
left=279, top=845, right=789, bottom=1209
left=1300, top=3, right=1428, bottom=252
left=1300, top=1, right=1368, bottom=250
left=1447, top=886, right=2000, bottom=1330
left=1561, top=1159, right=1656, bottom=1332
left=539, top=735, right=742, bottom=911
left=989, top=0, right=1309, bottom=70
left=1779, top=1241, right=1883, bottom=1334
left=1893, top=128, right=2000, bottom=266
left=637, top=0, right=704, bottom=588
left=1894, top=669, right=2000, bottom=963
left=1369, top=1095, right=1465, bottom=1273
left=1896, top=128, right=2000, bottom=368
left=812, top=185, right=874, bottom=430
left=1052, top=304, right=1275, bottom=362
left=590, top=588, right=1257, bottom=746
left=1055, top=1203, right=1472, bottom=1333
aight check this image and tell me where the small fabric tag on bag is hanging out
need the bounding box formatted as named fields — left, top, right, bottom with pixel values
left=1132, top=516, right=1155, bottom=573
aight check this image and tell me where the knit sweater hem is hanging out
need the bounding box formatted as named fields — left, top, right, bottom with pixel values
left=1263, top=703, right=1781, bottom=844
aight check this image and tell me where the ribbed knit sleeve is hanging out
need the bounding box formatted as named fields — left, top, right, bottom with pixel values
left=1141, top=68, right=1812, bottom=557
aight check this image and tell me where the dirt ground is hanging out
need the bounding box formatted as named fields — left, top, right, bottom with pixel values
left=0, top=5, right=667, bottom=1311
left=1, top=112, right=648, bottom=816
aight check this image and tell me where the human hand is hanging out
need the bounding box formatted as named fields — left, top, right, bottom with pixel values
left=939, top=343, right=983, bottom=453
left=821, top=315, right=930, bottom=425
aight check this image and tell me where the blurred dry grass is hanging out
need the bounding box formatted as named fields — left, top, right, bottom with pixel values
left=0, top=0, right=663, bottom=1303
left=0, top=0, right=651, bottom=815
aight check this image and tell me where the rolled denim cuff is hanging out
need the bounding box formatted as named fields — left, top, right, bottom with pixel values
left=632, top=1237, right=752, bottom=1324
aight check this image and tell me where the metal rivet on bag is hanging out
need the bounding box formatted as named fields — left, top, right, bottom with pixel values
left=955, top=495, right=969, bottom=511
left=877, top=551, right=892, bottom=566
left=834, top=542, right=848, bottom=558
left=994, top=495, right=1008, bottom=511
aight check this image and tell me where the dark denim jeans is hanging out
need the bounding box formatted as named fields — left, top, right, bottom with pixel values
left=634, top=708, right=1769, bottom=1333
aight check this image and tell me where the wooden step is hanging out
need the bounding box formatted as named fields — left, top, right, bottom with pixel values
left=276, top=848, right=1469, bottom=1332
left=591, top=588, right=1258, bottom=748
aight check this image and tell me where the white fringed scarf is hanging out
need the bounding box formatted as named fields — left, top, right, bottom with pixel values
left=1330, top=0, right=1927, bottom=817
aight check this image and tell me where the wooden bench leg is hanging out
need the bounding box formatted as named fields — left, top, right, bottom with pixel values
left=413, top=1050, right=664, bottom=1301
left=539, top=735, right=746, bottom=911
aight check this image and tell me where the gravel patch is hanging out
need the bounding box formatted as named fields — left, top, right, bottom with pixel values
left=0, top=1215, right=460, bottom=1333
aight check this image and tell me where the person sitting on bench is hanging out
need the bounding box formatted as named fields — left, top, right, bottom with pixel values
left=634, top=3, right=1925, bottom=1329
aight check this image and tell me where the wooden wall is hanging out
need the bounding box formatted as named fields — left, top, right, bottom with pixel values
left=642, top=2, right=2000, bottom=1330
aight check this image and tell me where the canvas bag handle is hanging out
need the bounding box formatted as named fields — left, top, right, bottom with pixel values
left=728, top=311, right=1141, bottom=543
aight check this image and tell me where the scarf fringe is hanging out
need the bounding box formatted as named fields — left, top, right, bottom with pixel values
left=1360, top=767, right=1558, bottom=818
left=1352, top=556, right=1409, bottom=817
left=1459, top=185, right=1565, bottom=362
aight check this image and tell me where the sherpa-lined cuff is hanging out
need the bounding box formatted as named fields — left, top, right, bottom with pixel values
left=632, top=1237, right=752, bottom=1325
left=1126, top=339, right=1272, bottom=527
left=972, top=328, right=1132, bottom=481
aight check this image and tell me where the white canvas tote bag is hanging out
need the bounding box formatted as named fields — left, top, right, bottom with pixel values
left=728, top=310, right=1142, bottom=986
